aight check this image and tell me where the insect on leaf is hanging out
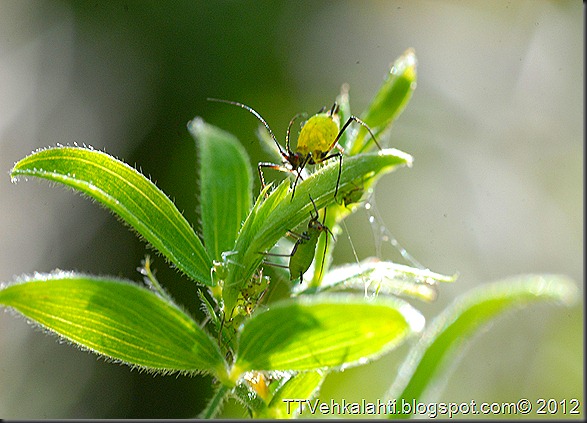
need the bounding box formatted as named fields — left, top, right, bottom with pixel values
left=222, top=147, right=413, bottom=313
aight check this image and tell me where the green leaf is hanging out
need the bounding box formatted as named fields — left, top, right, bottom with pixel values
left=189, top=118, right=253, bottom=262
left=10, top=147, right=213, bottom=285
left=0, top=272, right=227, bottom=377
left=232, top=294, right=424, bottom=375
left=351, top=48, right=417, bottom=154
left=385, top=274, right=578, bottom=418
left=222, top=148, right=413, bottom=312
left=311, top=259, right=457, bottom=302
left=262, top=371, right=326, bottom=418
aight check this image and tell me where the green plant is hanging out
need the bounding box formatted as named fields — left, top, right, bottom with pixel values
left=0, top=49, right=577, bottom=419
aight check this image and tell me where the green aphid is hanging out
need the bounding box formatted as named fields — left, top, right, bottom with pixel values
left=208, top=98, right=381, bottom=199
left=336, top=178, right=367, bottom=209
left=263, top=195, right=333, bottom=283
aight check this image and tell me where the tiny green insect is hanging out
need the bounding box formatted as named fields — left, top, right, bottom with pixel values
left=208, top=98, right=381, bottom=199
left=262, top=195, right=333, bottom=284
left=335, top=177, right=367, bottom=209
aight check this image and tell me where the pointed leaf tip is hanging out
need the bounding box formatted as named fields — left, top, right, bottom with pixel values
left=0, top=273, right=226, bottom=375
left=234, top=295, right=424, bottom=374
left=11, top=146, right=213, bottom=285
left=190, top=118, right=253, bottom=262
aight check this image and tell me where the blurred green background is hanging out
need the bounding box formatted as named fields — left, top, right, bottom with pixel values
left=0, top=0, right=582, bottom=418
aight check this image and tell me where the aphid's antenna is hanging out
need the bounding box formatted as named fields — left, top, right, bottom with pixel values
left=207, top=98, right=287, bottom=157
left=318, top=208, right=328, bottom=279
left=308, top=194, right=319, bottom=220
left=286, top=113, right=306, bottom=153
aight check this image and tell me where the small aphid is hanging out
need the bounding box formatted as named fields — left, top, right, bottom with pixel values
left=208, top=98, right=381, bottom=199
left=237, top=268, right=270, bottom=315
left=262, top=195, right=333, bottom=283
left=335, top=178, right=366, bottom=209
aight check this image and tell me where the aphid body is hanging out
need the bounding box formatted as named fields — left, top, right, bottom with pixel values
left=295, top=110, right=340, bottom=162
left=287, top=210, right=330, bottom=282
left=262, top=195, right=333, bottom=283
left=208, top=98, right=380, bottom=199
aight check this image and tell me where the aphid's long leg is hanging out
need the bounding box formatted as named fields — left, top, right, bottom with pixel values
left=259, top=231, right=306, bottom=259
left=336, top=115, right=382, bottom=151
left=259, top=253, right=293, bottom=281
left=318, top=151, right=343, bottom=198
left=285, top=230, right=311, bottom=241
left=290, top=156, right=311, bottom=200
left=258, top=162, right=292, bottom=196
left=262, top=253, right=292, bottom=258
